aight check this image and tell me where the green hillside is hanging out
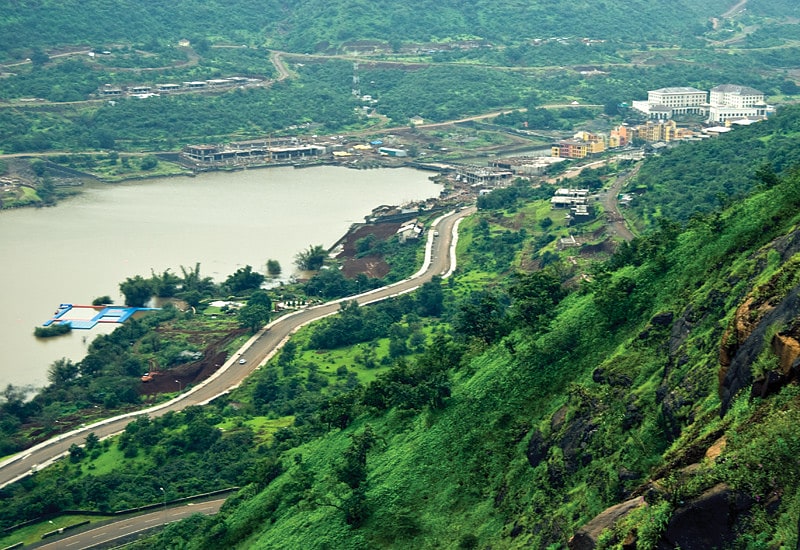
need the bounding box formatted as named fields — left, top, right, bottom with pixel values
left=0, top=0, right=732, bottom=58
left=4, top=2, right=800, bottom=548
left=105, top=107, right=800, bottom=549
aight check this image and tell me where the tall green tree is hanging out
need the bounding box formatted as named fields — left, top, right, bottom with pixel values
left=224, top=265, right=265, bottom=294
left=47, top=358, right=78, bottom=385
left=295, top=244, right=327, bottom=271
left=119, top=275, right=153, bottom=307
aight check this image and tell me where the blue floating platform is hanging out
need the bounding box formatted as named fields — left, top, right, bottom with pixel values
left=42, top=304, right=160, bottom=330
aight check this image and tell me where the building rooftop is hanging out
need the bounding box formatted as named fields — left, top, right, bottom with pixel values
left=652, top=87, right=706, bottom=94
left=711, top=84, right=763, bottom=96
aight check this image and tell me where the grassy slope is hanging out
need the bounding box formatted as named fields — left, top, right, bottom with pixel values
left=184, top=108, right=800, bottom=549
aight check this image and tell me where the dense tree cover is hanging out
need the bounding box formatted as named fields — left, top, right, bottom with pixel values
left=0, top=0, right=733, bottom=60
left=0, top=408, right=265, bottom=529
left=357, top=64, right=525, bottom=123
left=0, top=1, right=282, bottom=60
left=747, top=0, right=800, bottom=17
left=2, top=44, right=796, bottom=156
left=0, top=78, right=360, bottom=153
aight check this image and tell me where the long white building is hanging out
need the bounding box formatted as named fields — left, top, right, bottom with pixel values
left=632, top=84, right=770, bottom=123
left=632, top=87, right=707, bottom=119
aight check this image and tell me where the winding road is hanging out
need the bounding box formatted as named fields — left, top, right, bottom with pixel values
left=0, top=206, right=476, bottom=491
left=31, top=498, right=226, bottom=550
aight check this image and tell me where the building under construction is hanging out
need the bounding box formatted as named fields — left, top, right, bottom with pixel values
left=182, top=138, right=329, bottom=166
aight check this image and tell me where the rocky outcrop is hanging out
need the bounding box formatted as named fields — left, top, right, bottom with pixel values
left=567, top=496, right=646, bottom=550
left=771, top=333, right=800, bottom=374
left=719, top=285, right=800, bottom=414
left=657, top=483, right=752, bottom=550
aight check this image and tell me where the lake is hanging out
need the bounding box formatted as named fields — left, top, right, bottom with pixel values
left=0, top=165, right=441, bottom=389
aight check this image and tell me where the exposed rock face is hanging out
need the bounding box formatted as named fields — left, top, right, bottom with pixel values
left=526, top=428, right=546, bottom=468
left=771, top=333, right=800, bottom=374
left=719, top=285, right=800, bottom=414
left=657, top=483, right=752, bottom=550
left=567, top=496, right=646, bottom=550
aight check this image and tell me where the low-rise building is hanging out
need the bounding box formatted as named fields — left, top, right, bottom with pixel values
left=456, top=166, right=514, bottom=186
left=550, top=188, right=589, bottom=208
left=182, top=140, right=327, bottom=165
left=378, top=147, right=408, bottom=157
left=490, top=156, right=566, bottom=176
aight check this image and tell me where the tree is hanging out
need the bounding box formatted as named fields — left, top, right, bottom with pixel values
left=92, top=296, right=113, bottom=306
left=508, top=271, right=566, bottom=328
left=323, top=424, right=383, bottom=527
left=85, top=432, right=99, bottom=451
left=239, top=304, right=270, bottom=333
left=139, top=155, right=158, bottom=170
left=179, top=263, right=216, bottom=296
left=150, top=269, right=181, bottom=297
left=68, top=443, right=86, bottom=462
left=29, top=47, right=49, bottom=67
left=295, top=244, right=327, bottom=271
left=224, top=265, right=265, bottom=294
left=248, top=290, right=272, bottom=309
left=47, top=358, right=78, bottom=385
left=452, top=290, right=509, bottom=344
left=119, top=275, right=153, bottom=307
left=266, top=259, right=282, bottom=277
left=416, top=276, right=444, bottom=316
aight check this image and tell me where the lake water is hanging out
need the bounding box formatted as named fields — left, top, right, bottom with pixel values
left=0, top=166, right=441, bottom=390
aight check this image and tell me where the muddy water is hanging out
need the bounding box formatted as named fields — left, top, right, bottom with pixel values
left=0, top=166, right=440, bottom=389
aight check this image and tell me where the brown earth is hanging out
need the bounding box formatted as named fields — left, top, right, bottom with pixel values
left=139, top=327, right=248, bottom=397
left=335, top=221, right=403, bottom=278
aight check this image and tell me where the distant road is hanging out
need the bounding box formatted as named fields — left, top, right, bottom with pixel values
left=600, top=163, right=641, bottom=242
left=0, top=206, right=476, bottom=490
left=31, top=498, right=226, bottom=550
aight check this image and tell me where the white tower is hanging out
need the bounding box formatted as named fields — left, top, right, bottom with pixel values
left=352, top=62, right=361, bottom=97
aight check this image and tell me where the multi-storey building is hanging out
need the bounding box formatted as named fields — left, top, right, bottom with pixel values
left=632, top=87, right=707, bottom=119
left=707, top=85, right=768, bottom=123
left=552, top=132, right=606, bottom=159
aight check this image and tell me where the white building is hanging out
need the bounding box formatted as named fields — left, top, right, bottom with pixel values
left=707, top=85, right=768, bottom=123
left=633, top=87, right=708, bottom=119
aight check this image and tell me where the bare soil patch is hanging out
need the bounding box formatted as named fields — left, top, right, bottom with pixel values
left=335, top=221, right=403, bottom=278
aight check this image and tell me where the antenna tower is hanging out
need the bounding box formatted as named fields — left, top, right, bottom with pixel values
left=352, top=62, right=361, bottom=97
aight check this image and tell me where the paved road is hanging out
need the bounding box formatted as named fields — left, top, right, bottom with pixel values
left=30, top=498, right=226, bottom=550
left=0, top=206, right=476, bottom=490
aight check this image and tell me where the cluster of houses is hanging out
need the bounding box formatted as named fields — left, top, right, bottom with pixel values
left=98, top=77, right=262, bottom=98
left=551, top=84, right=772, bottom=159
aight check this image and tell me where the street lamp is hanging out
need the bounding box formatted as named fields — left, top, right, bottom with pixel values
left=160, top=487, right=166, bottom=522
left=175, top=379, right=182, bottom=392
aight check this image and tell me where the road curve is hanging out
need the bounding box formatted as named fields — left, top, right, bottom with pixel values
left=0, top=206, right=476, bottom=490
left=31, top=498, right=226, bottom=550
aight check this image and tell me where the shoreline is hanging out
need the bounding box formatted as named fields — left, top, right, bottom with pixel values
left=2, top=154, right=445, bottom=211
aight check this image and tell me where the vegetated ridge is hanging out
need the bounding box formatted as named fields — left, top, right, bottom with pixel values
left=119, top=106, right=800, bottom=548
left=0, top=0, right=733, bottom=57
